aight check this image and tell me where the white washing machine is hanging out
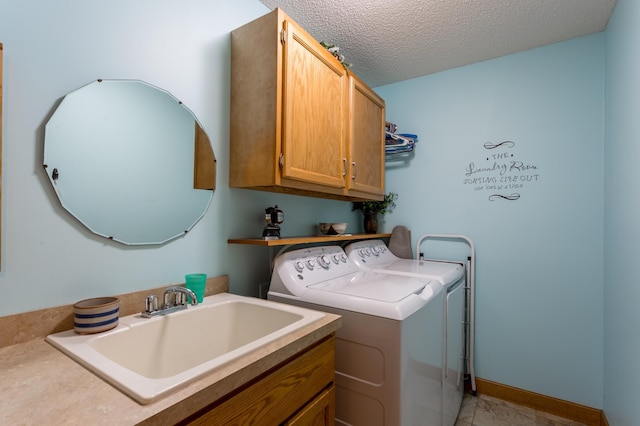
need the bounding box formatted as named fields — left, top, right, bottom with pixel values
left=345, top=240, right=466, bottom=426
left=268, top=245, right=445, bottom=426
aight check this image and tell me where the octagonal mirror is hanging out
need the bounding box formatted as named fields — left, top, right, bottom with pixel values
left=44, top=79, right=215, bottom=245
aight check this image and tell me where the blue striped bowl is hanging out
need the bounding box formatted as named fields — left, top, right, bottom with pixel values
left=73, top=297, right=120, bottom=334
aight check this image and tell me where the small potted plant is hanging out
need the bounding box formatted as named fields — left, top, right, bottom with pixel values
left=352, top=192, right=398, bottom=233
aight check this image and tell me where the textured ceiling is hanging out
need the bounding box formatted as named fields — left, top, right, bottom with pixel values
left=259, top=0, right=617, bottom=87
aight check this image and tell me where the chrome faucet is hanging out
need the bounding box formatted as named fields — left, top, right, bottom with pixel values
left=141, top=286, right=198, bottom=318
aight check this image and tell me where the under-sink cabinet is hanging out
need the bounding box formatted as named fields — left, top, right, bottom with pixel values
left=230, top=8, right=385, bottom=201
left=183, top=335, right=336, bottom=425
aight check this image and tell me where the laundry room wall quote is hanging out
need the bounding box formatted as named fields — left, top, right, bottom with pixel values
left=462, top=141, right=540, bottom=201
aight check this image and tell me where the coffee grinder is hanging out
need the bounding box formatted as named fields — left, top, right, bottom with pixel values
left=262, top=205, right=284, bottom=239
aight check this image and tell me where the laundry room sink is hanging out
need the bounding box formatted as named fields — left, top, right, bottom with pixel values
left=46, top=293, right=325, bottom=403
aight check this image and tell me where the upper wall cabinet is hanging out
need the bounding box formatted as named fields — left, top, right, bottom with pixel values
left=346, top=70, right=385, bottom=197
left=230, top=8, right=385, bottom=201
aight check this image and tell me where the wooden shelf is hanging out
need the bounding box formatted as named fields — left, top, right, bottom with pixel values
left=228, top=233, right=391, bottom=247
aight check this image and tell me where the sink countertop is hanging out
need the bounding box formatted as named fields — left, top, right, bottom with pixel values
left=0, top=278, right=341, bottom=425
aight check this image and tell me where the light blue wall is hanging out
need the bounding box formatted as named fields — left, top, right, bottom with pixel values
left=376, top=35, right=605, bottom=408
left=0, top=0, right=359, bottom=316
left=603, top=0, right=640, bottom=423
left=0, top=0, right=623, bottom=414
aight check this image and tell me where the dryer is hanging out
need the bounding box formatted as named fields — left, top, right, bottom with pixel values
left=268, top=245, right=444, bottom=426
left=345, top=240, right=466, bottom=426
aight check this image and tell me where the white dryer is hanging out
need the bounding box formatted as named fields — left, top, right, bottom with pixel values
left=345, top=240, right=466, bottom=426
left=268, top=245, right=445, bottom=426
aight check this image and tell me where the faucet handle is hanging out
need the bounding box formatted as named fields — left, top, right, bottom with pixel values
left=144, top=294, right=158, bottom=313
left=175, top=292, right=186, bottom=305
left=163, top=291, right=174, bottom=308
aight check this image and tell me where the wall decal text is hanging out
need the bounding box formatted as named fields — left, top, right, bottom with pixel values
left=463, top=141, right=540, bottom=200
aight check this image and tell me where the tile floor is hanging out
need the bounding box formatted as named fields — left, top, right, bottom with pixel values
left=455, top=393, right=588, bottom=426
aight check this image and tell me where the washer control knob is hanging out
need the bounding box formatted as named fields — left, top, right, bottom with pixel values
left=318, top=255, right=331, bottom=269
left=305, top=258, right=316, bottom=269
left=332, top=254, right=341, bottom=264
left=294, top=261, right=305, bottom=273
left=371, top=246, right=380, bottom=256
left=364, top=248, right=371, bottom=256
left=340, top=253, right=348, bottom=263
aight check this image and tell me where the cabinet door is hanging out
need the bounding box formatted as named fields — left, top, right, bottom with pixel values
left=281, top=19, right=348, bottom=189
left=283, top=385, right=336, bottom=426
left=347, top=73, right=385, bottom=196
left=185, top=337, right=335, bottom=425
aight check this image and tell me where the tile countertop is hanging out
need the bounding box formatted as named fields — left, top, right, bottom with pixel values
left=0, top=276, right=341, bottom=425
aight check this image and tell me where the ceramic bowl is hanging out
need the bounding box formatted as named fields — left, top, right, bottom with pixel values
left=319, top=222, right=348, bottom=235
left=73, top=297, right=120, bottom=334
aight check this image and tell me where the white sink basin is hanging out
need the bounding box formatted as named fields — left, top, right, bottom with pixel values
left=46, top=293, right=325, bottom=403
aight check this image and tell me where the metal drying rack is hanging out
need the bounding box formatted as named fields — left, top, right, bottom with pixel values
left=416, top=233, right=477, bottom=395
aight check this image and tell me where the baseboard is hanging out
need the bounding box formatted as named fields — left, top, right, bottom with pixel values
left=474, top=377, right=608, bottom=426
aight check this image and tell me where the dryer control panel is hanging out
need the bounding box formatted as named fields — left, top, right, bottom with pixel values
left=345, top=239, right=398, bottom=270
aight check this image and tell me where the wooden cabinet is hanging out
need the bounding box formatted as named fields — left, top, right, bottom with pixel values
left=230, top=8, right=384, bottom=201
left=280, top=16, right=347, bottom=191
left=346, top=71, right=385, bottom=197
left=284, top=386, right=335, bottom=426
left=184, top=335, right=336, bottom=425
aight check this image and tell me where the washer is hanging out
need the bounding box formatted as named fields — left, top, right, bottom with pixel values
left=345, top=240, right=466, bottom=426
left=268, top=245, right=444, bottom=426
